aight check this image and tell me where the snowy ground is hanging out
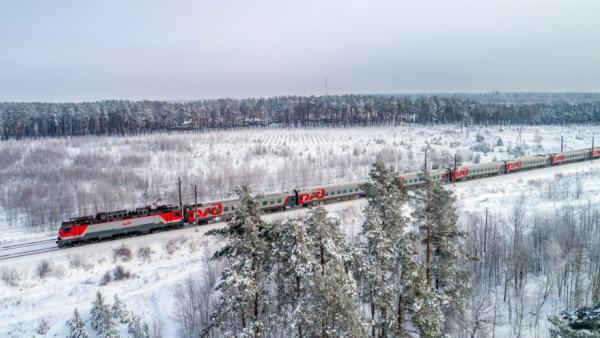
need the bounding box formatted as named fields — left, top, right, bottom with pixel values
left=2, top=158, right=600, bottom=337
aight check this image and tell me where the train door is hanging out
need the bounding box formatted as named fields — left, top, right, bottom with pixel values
left=443, top=168, right=452, bottom=183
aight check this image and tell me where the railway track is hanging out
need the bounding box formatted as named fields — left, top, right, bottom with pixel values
left=0, top=238, right=56, bottom=252
left=0, top=238, right=60, bottom=261
left=0, top=247, right=61, bottom=261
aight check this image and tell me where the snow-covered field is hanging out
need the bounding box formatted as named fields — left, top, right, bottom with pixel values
left=2, top=125, right=600, bottom=337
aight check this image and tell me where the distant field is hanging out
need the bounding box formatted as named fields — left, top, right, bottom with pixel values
left=0, top=124, right=597, bottom=236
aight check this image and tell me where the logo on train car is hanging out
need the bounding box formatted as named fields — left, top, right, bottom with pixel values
left=451, top=168, right=469, bottom=181
left=122, top=221, right=133, bottom=227
left=506, top=160, right=523, bottom=172
left=189, top=203, right=223, bottom=220
left=552, top=153, right=565, bottom=164
left=298, top=188, right=326, bottom=204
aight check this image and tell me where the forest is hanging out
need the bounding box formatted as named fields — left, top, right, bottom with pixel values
left=2, top=93, right=600, bottom=139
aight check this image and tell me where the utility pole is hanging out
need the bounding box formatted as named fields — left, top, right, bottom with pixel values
left=453, top=153, right=458, bottom=187
left=592, top=137, right=595, bottom=162
left=424, top=148, right=428, bottom=172
left=193, top=184, right=198, bottom=228
left=561, top=136, right=564, bottom=152
left=177, top=177, right=183, bottom=225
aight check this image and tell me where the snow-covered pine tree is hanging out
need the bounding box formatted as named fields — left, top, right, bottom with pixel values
left=357, top=160, right=408, bottom=337
left=412, top=170, right=436, bottom=287
left=111, top=294, right=129, bottom=324
left=412, top=286, right=445, bottom=338
left=128, top=313, right=150, bottom=338
left=429, top=175, right=470, bottom=319
left=204, top=185, right=271, bottom=337
left=305, top=206, right=365, bottom=337
left=66, top=308, right=89, bottom=338
left=36, top=318, right=50, bottom=335
left=549, top=304, right=600, bottom=338
left=97, top=305, right=120, bottom=338
left=412, top=169, right=470, bottom=331
left=267, top=217, right=316, bottom=338
left=395, top=231, right=427, bottom=336
left=90, top=290, right=119, bottom=338
left=90, top=291, right=106, bottom=331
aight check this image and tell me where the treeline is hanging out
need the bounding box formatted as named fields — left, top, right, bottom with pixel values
left=189, top=162, right=469, bottom=337
left=2, top=93, right=600, bottom=139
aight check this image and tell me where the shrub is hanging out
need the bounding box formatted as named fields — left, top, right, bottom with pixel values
left=100, top=271, right=112, bottom=286
left=36, top=260, right=53, bottom=279
left=113, top=265, right=131, bottom=281
left=114, top=244, right=133, bottom=262
left=100, top=265, right=131, bottom=285
left=470, top=142, right=490, bottom=153
left=137, top=246, right=153, bottom=260
left=1, top=267, right=22, bottom=287
left=166, top=236, right=188, bottom=254
left=68, top=254, right=93, bottom=270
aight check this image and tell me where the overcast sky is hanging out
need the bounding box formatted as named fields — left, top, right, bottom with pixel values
left=1, top=0, right=599, bottom=102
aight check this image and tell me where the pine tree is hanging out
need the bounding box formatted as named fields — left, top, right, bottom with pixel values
left=305, top=206, right=365, bottom=337
left=412, top=287, right=445, bottom=338
left=90, top=290, right=119, bottom=338
left=66, top=308, right=89, bottom=338
left=97, top=307, right=119, bottom=338
left=128, top=313, right=150, bottom=338
left=357, top=161, right=409, bottom=337
left=36, top=318, right=50, bottom=335
left=90, top=291, right=106, bottom=331
left=268, top=218, right=316, bottom=338
left=396, top=231, right=425, bottom=336
left=412, top=169, right=470, bottom=332
left=204, top=185, right=271, bottom=337
left=111, top=294, right=129, bottom=324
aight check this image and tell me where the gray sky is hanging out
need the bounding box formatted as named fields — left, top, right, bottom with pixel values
left=1, top=0, right=599, bottom=102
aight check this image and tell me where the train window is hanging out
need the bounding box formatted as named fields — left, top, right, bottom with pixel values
left=337, top=190, right=341, bottom=194
left=262, top=201, right=267, bottom=206
left=270, top=200, right=274, bottom=204
left=224, top=207, right=229, bottom=212
left=325, top=192, right=329, bottom=196
left=277, top=199, right=281, bottom=203
left=343, top=190, right=347, bottom=193
left=331, top=191, right=335, bottom=196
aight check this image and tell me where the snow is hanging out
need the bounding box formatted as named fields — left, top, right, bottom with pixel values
left=2, top=125, right=600, bottom=337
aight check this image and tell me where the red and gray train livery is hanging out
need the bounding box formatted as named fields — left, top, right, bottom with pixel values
left=57, top=147, right=600, bottom=247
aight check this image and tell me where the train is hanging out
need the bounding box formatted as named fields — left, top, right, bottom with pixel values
left=56, top=147, right=600, bottom=247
